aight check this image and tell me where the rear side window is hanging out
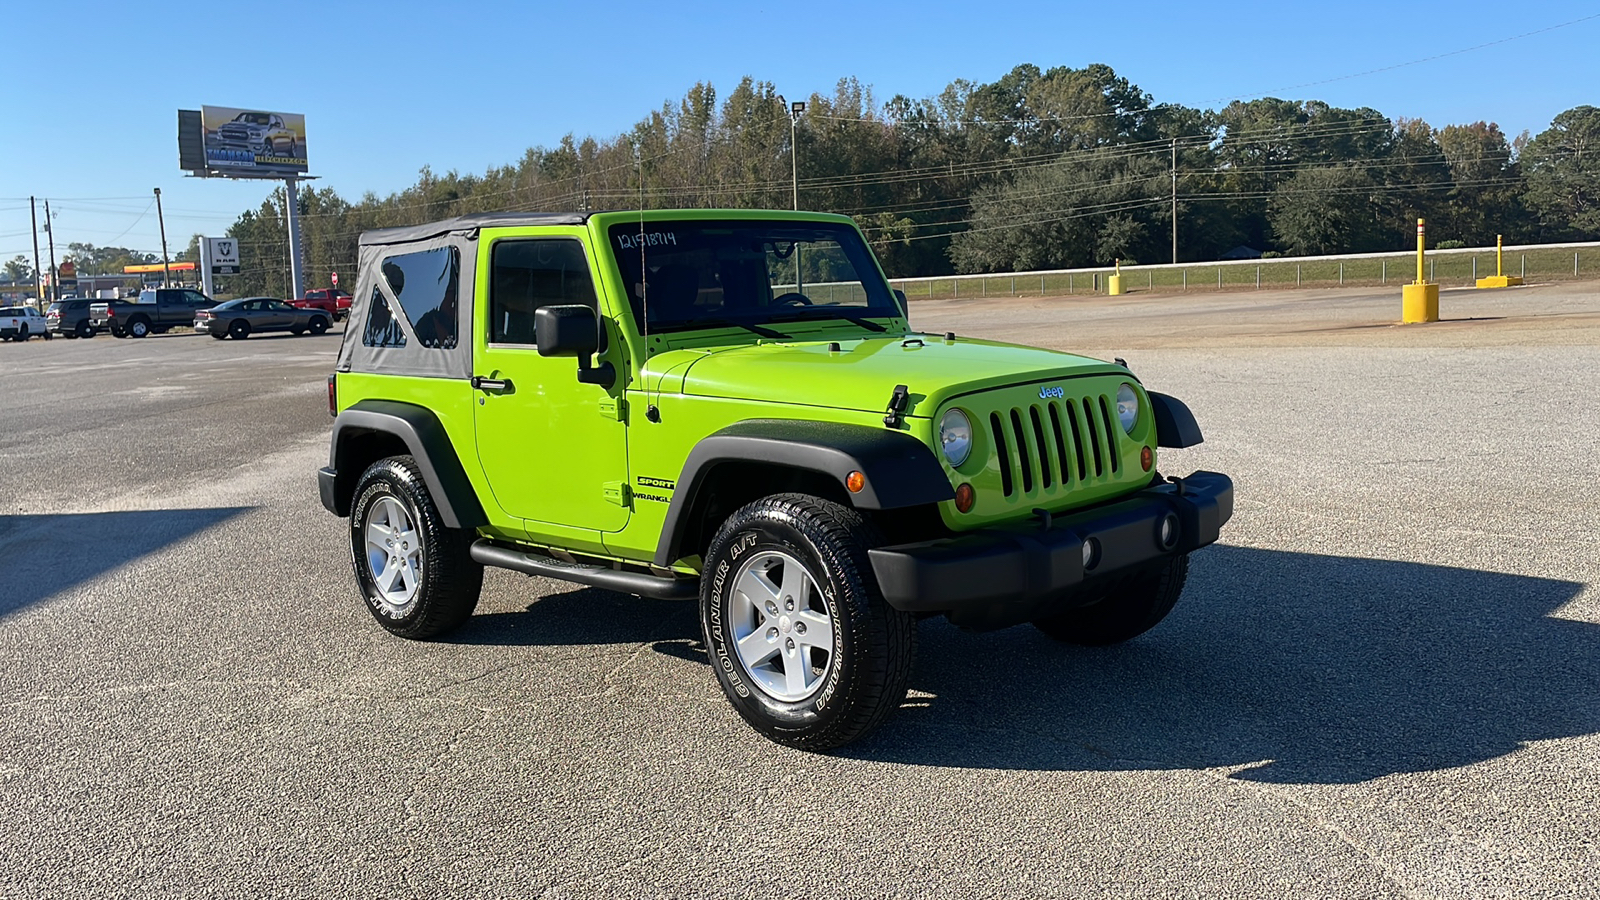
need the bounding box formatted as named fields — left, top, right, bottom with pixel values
left=381, top=247, right=459, bottom=349
left=362, top=287, right=407, bottom=348
left=489, top=239, right=595, bottom=345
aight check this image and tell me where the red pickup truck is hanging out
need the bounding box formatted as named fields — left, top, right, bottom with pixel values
left=291, top=289, right=353, bottom=320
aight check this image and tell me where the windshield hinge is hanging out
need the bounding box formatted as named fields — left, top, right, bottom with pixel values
left=883, top=384, right=910, bottom=428
left=603, top=481, right=633, bottom=507
left=599, top=396, right=626, bottom=421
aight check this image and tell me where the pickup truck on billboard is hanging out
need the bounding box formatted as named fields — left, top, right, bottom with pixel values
left=202, top=106, right=307, bottom=175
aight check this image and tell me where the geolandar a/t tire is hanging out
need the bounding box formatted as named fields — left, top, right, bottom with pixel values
left=1033, top=553, right=1189, bottom=646
left=349, top=455, right=483, bottom=640
left=701, top=493, right=916, bottom=751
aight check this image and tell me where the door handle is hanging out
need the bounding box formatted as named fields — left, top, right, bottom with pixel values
left=471, top=376, right=513, bottom=392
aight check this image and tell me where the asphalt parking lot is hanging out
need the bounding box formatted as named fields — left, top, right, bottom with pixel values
left=2, top=283, right=1597, bottom=898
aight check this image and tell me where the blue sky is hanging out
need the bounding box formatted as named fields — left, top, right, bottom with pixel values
left=3, top=0, right=1596, bottom=263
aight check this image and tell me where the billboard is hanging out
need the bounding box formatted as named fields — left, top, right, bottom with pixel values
left=196, top=105, right=308, bottom=176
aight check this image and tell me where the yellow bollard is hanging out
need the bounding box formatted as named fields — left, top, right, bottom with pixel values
left=1475, top=234, right=1524, bottom=288
left=1402, top=218, right=1439, bottom=323
left=1107, top=258, right=1124, bottom=296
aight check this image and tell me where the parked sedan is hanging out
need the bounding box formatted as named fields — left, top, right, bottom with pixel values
left=196, top=297, right=332, bottom=340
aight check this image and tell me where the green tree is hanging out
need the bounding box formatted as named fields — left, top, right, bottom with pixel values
left=1268, top=165, right=1384, bottom=254
left=1521, top=105, right=1600, bottom=238
left=4, top=255, right=33, bottom=283
left=1436, top=121, right=1527, bottom=243
left=949, top=149, right=1168, bottom=272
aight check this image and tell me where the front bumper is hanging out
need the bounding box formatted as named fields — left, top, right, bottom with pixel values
left=868, top=470, right=1233, bottom=630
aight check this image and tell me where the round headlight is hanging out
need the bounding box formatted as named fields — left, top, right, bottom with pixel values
left=939, top=408, right=972, bottom=467
left=1116, top=383, right=1139, bottom=433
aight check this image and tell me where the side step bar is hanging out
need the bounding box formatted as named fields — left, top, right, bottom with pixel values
left=469, top=540, right=699, bottom=600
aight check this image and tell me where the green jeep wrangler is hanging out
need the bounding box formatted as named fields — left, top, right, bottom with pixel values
left=318, top=209, right=1232, bottom=750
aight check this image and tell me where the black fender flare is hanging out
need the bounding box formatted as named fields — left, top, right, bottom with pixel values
left=653, top=419, right=953, bottom=568
left=1148, top=391, right=1204, bottom=449
left=323, top=399, right=487, bottom=529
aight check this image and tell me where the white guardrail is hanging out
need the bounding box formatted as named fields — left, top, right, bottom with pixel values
left=882, top=240, right=1600, bottom=297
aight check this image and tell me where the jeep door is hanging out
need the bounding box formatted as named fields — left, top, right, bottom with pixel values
left=473, top=231, right=629, bottom=536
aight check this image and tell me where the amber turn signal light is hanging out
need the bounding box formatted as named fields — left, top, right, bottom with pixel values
left=846, top=471, right=865, bottom=493
left=954, top=483, right=975, bottom=513
left=1140, top=445, right=1153, bottom=472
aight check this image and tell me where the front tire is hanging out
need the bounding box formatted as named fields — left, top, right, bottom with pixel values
left=228, top=320, right=250, bottom=340
left=349, top=456, right=482, bottom=640
left=1033, top=554, right=1189, bottom=646
left=700, top=493, right=915, bottom=751
left=308, top=316, right=330, bottom=335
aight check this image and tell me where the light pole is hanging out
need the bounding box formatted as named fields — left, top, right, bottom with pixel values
left=778, top=96, right=806, bottom=210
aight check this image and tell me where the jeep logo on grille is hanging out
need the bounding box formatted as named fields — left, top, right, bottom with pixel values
left=1039, top=385, right=1065, bottom=400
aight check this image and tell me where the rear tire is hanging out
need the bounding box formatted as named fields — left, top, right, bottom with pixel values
left=17, top=325, right=27, bottom=341
left=76, top=320, right=94, bottom=339
left=1032, top=554, right=1189, bottom=646
left=128, top=318, right=150, bottom=338
left=349, top=456, right=482, bottom=640
left=700, top=493, right=915, bottom=751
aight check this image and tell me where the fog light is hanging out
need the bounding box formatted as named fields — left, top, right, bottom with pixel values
left=954, top=483, right=975, bottom=513
left=1158, top=513, right=1180, bottom=550
left=846, top=471, right=865, bottom=493
left=1082, top=538, right=1100, bottom=570
left=1140, top=445, right=1153, bottom=472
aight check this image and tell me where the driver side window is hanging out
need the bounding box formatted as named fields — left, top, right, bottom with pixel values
left=489, top=239, right=596, bottom=345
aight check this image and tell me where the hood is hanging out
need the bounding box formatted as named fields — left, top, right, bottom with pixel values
left=667, top=334, right=1124, bottom=417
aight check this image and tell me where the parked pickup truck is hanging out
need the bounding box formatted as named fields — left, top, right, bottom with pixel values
left=1, top=306, right=52, bottom=341
left=292, top=289, right=353, bottom=320
left=90, top=288, right=219, bottom=338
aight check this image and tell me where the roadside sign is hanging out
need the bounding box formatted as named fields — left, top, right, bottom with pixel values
left=331, top=271, right=338, bottom=286
left=58, top=260, right=79, bottom=296
left=205, top=237, right=240, bottom=275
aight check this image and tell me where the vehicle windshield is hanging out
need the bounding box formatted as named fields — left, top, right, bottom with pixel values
left=232, top=113, right=272, bottom=125
left=606, top=220, right=901, bottom=334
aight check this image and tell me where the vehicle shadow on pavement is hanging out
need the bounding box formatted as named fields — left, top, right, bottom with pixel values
left=845, top=544, right=1598, bottom=785
left=0, top=508, right=252, bottom=621
left=446, top=586, right=700, bottom=647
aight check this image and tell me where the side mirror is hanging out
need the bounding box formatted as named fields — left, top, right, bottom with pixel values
left=534, top=305, right=614, bottom=389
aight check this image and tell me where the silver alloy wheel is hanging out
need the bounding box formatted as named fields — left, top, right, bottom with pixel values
left=364, top=496, right=422, bottom=613
left=729, top=549, right=836, bottom=703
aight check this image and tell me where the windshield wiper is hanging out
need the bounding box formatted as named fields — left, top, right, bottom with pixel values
left=679, top=318, right=788, bottom=339
left=771, top=311, right=888, bottom=333
left=835, top=315, right=887, bottom=332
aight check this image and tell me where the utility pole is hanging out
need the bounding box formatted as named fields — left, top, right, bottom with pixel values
left=154, top=187, right=171, bottom=288
left=284, top=177, right=306, bottom=301
left=44, top=200, right=58, bottom=305
left=30, top=198, right=43, bottom=309
left=1171, top=138, right=1178, bottom=265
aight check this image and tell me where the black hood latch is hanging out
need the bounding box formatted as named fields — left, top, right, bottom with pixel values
left=883, top=384, right=910, bottom=428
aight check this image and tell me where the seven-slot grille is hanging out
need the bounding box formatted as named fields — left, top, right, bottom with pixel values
left=988, top=393, right=1122, bottom=498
